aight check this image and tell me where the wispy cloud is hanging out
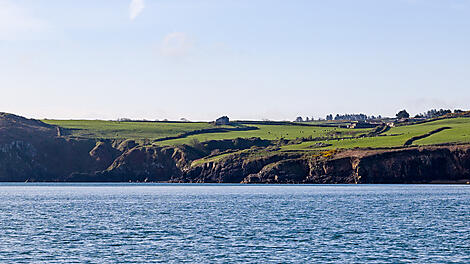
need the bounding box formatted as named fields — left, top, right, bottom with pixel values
left=0, top=0, right=47, bottom=40
left=160, top=32, right=194, bottom=57
left=129, top=0, right=145, bottom=20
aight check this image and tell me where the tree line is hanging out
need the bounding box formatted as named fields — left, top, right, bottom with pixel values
left=414, top=109, right=463, bottom=119
left=295, top=108, right=466, bottom=122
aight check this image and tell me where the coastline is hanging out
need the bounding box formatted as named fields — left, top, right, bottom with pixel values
left=1, top=112, right=470, bottom=184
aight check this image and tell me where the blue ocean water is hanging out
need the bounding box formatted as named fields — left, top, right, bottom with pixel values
left=0, top=184, right=468, bottom=263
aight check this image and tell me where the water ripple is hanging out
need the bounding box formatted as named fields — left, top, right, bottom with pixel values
left=0, top=184, right=468, bottom=263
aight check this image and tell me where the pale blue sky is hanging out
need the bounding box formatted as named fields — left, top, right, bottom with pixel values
left=1, top=0, right=469, bottom=120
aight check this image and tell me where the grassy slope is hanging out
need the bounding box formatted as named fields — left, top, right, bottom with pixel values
left=415, top=118, right=470, bottom=145
left=44, top=117, right=470, bottom=150
left=156, top=124, right=370, bottom=146
left=42, top=117, right=470, bottom=166
left=42, top=120, right=213, bottom=140
left=283, top=117, right=470, bottom=151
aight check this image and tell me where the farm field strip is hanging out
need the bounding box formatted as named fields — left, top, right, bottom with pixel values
left=43, top=118, right=470, bottom=152
left=283, top=117, right=470, bottom=150
left=156, top=125, right=370, bottom=146
left=42, top=120, right=214, bottom=140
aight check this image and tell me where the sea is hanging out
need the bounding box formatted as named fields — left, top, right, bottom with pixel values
left=0, top=184, right=468, bottom=263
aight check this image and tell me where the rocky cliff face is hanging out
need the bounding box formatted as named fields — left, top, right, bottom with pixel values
left=67, top=146, right=188, bottom=182
left=353, top=147, right=470, bottom=183
left=0, top=113, right=469, bottom=183
left=181, top=153, right=303, bottom=183
left=0, top=113, right=100, bottom=181
left=236, top=146, right=470, bottom=184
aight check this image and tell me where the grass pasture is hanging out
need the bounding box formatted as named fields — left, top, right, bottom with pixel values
left=157, top=124, right=371, bottom=146
left=412, top=118, right=470, bottom=145
left=44, top=117, right=470, bottom=154
left=42, top=119, right=214, bottom=140
left=283, top=117, right=470, bottom=151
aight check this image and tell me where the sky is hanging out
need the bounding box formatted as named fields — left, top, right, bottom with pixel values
left=1, top=0, right=469, bottom=121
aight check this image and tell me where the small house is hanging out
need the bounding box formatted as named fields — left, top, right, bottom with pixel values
left=215, top=116, right=230, bottom=125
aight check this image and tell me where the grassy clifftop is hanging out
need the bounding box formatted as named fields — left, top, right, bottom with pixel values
left=1, top=113, right=469, bottom=182
left=43, top=117, right=470, bottom=166
left=42, top=119, right=213, bottom=140
left=43, top=119, right=371, bottom=144
left=44, top=117, right=470, bottom=148
left=284, top=117, right=470, bottom=151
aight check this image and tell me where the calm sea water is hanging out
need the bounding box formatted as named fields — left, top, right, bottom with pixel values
left=0, top=184, right=468, bottom=263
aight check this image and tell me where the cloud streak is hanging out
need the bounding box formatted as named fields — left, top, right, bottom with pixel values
left=129, top=0, right=145, bottom=20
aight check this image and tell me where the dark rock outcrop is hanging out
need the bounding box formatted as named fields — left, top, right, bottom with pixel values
left=353, top=146, right=470, bottom=183
left=0, top=113, right=100, bottom=181
left=182, top=153, right=303, bottom=183
left=0, top=112, right=469, bottom=184
left=238, top=146, right=470, bottom=184
left=243, top=158, right=309, bottom=183
left=89, top=141, right=121, bottom=170
left=67, top=146, right=186, bottom=182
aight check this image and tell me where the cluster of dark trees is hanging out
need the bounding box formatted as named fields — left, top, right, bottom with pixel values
left=117, top=118, right=133, bottom=122
left=296, top=108, right=466, bottom=123
left=326, top=114, right=382, bottom=121
left=295, top=116, right=316, bottom=122
left=396, top=110, right=410, bottom=119
left=396, top=109, right=465, bottom=119
left=295, top=114, right=382, bottom=122
left=414, top=109, right=463, bottom=119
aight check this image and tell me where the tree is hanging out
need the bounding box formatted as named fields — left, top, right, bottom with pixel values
left=396, top=110, right=410, bottom=119
left=333, top=113, right=369, bottom=121
left=295, top=116, right=303, bottom=122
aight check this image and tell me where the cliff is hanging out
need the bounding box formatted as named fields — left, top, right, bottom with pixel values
left=239, top=146, right=470, bottom=184
left=0, top=113, right=469, bottom=183
left=181, top=145, right=470, bottom=184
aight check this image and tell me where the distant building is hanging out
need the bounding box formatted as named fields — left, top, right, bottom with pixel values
left=348, top=121, right=380, bottom=129
left=215, top=116, right=230, bottom=125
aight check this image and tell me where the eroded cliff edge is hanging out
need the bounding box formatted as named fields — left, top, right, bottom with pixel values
left=1, top=113, right=469, bottom=183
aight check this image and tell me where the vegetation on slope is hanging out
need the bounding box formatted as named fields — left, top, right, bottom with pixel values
left=43, top=116, right=470, bottom=166
left=157, top=124, right=370, bottom=146
left=283, top=118, right=470, bottom=151
left=2, top=112, right=469, bottom=183
left=42, top=120, right=214, bottom=140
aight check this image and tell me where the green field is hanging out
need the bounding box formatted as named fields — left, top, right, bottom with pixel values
left=282, top=117, right=470, bottom=151
left=43, top=119, right=371, bottom=144
left=158, top=124, right=370, bottom=146
left=42, top=119, right=214, bottom=140
left=44, top=118, right=470, bottom=153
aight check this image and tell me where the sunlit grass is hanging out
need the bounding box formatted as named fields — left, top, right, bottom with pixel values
left=42, top=119, right=213, bottom=140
